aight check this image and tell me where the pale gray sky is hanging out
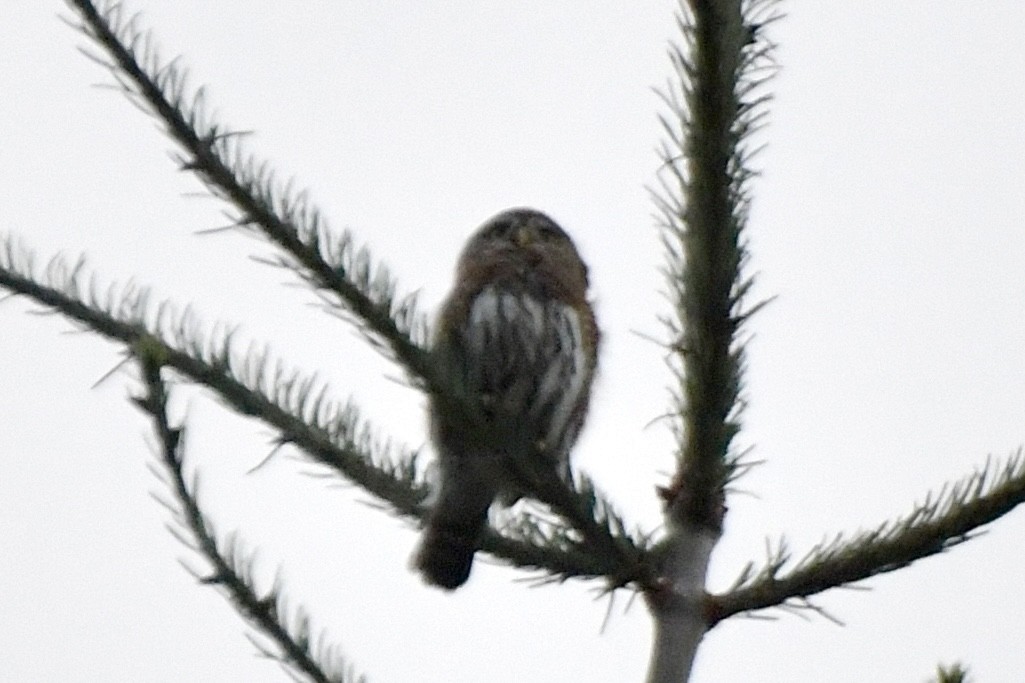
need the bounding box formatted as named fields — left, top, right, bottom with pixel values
left=3, top=2, right=1025, bottom=682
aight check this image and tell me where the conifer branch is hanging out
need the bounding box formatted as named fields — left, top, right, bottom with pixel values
left=525, top=469, right=655, bottom=589
left=485, top=492, right=650, bottom=586
left=133, top=343, right=363, bottom=683
left=0, top=239, right=420, bottom=514
left=62, top=0, right=433, bottom=389
left=933, top=663, right=971, bottom=683
left=646, top=2, right=778, bottom=681
left=53, top=0, right=654, bottom=590
left=710, top=451, right=1025, bottom=624
left=0, top=240, right=642, bottom=584
left=654, top=0, right=778, bottom=532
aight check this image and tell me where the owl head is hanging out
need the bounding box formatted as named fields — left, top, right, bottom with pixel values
left=454, top=208, right=590, bottom=302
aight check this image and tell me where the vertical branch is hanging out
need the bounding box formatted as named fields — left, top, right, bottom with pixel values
left=645, top=531, right=719, bottom=683
left=649, top=0, right=777, bottom=680
left=665, top=0, right=750, bottom=533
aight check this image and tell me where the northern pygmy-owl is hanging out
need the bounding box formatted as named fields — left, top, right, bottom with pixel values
left=414, top=208, right=599, bottom=589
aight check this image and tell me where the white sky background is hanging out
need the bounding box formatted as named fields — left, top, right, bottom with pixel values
left=3, top=2, right=1025, bottom=681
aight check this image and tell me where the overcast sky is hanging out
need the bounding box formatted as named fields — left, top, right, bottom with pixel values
left=4, top=2, right=1025, bottom=682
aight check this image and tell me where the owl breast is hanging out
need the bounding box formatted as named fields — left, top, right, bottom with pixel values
left=457, top=285, right=587, bottom=464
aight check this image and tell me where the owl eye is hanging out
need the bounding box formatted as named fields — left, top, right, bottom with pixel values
left=534, top=220, right=569, bottom=243
left=473, top=210, right=569, bottom=246
left=474, top=220, right=513, bottom=243
left=536, top=224, right=560, bottom=239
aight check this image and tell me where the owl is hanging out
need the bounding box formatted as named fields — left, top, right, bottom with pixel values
left=414, top=208, right=599, bottom=589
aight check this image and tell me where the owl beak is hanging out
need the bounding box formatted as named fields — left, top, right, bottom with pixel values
left=514, top=226, right=534, bottom=247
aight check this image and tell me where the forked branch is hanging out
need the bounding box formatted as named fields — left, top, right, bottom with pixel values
left=0, top=241, right=645, bottom=584
left=63, top=0, right=432, bottom=388
left=133, top=342, right=363, bottom=683
left=645, top=1, right=779, bottom=680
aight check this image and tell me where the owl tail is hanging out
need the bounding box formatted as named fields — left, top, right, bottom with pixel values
left=415, top=478, right=493, bottom=589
